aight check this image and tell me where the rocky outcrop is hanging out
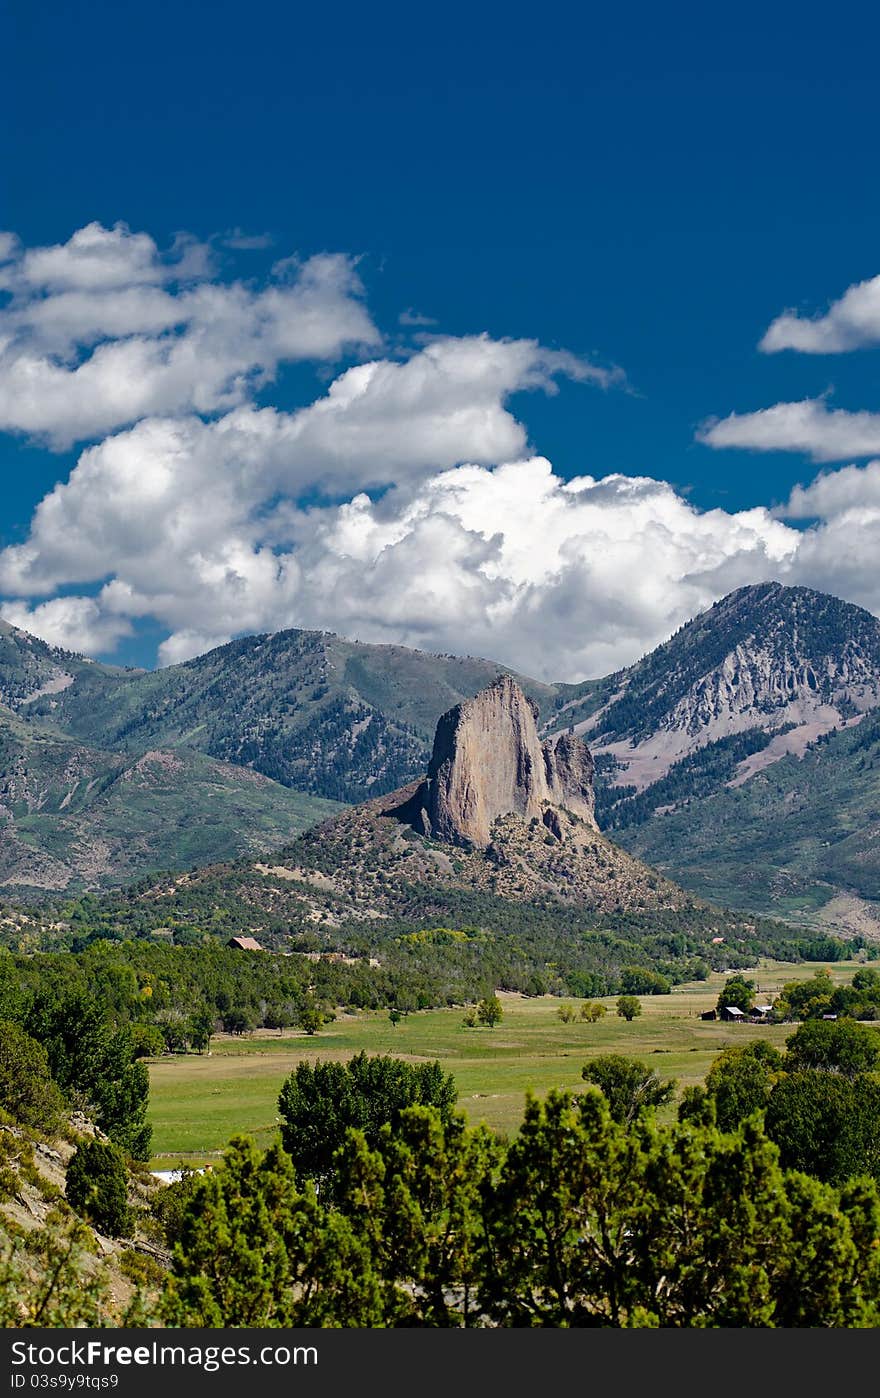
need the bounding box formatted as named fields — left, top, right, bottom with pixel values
left=544, top=730, right=596, bottom=825
left=410, top=675, right=596, bottom=847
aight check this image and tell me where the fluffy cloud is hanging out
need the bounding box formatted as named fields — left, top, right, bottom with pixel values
left=761, top=271, right=880, bottom=353
left=9, top=221, right=880, bottom=681
left=278, top=461, right=800, bottom=679
left=0, top=596, right=132, bottom=654
left=698, top=398, right=880, bottom=462
left=9, top=411, right=880, bottom=679
left=0, top=422, right=803, bottom=679
left=777, top=459, right=880, bottom=519
left=0, top=222, right=380, bottom=446
left=0, top=335, right=615, bottom=599
left=0, top=221, right=635, bottom=675
left=15, top=222, right=195, bottom=291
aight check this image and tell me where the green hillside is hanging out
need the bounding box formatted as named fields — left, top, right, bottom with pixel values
left=0, top=617, right=121, bottom=709
left=0, top=707, right=339, bottom=895
left=5, top=587, right=880, bottom=932
left=25, top=629, right=556, bottom=802
left=618, top=708, right=880, bottom=931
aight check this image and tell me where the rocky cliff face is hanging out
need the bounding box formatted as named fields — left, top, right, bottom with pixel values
left=560, top=583, right=880, bottom=794
left=544, top=730, right=597, bottom=824
left=411, top=675, right=596, bottom=847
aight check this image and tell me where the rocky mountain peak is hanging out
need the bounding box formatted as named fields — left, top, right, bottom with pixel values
left=572, top=583, right=880, bottom=794
left=410, top=674, right=596, bottom=847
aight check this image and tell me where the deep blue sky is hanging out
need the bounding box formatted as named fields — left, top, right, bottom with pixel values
left=3, top=0, right=880, bottom=670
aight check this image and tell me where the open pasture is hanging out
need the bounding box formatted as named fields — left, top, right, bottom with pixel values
left=147, top=958, right=865, bottom=1166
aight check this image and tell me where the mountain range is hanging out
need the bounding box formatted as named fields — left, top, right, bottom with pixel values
left=2, top=584, right=880, bottom=936
left=38, top=675, right=774, bottom=997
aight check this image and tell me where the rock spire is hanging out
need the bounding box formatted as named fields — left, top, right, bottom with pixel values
left=411, top=674, right=596, bottom=847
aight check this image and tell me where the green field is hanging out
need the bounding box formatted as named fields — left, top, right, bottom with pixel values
left=147, top=959, right=866, bottom=1167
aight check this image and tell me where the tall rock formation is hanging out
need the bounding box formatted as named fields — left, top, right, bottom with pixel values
left=411, top=674, right=596, bottom=847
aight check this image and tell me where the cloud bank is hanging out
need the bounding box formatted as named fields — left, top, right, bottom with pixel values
left=2, top=222, right=880, bottom=680
left=0, top=222, right=380, bottom=447
left=761, top=271, right=880, bottom=353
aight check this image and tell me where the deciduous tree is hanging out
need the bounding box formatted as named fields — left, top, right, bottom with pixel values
left=785, top=1018, right=880, bottom=1079
left=581, top=1055, right=675, bottom=1127
left=477, top=995, right=503, bottom=1027
left=716, top=975, right=756, bottom=1015
left=703, top=1041, right=783, bottom=1131
left=277, top=1051, right=457, bottom=1192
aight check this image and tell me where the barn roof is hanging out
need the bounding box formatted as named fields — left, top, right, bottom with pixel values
left=227, top=935, right=264, bottom=951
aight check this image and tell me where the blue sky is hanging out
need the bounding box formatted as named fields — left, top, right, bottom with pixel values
left=3, top=0, right=880, bottom=679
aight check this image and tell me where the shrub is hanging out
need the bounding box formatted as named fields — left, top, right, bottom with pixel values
left=477, top=996, right=503, bottom=1027
left=152, top=1169, right=207, bottom=1247
left=0, top=1021, right=65, bottom=1133
left=66, top=1140, right=133, bottom=1237
left=580, top=1002, right=607, bottom=1022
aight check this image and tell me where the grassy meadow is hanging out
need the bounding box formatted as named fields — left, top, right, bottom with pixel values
left=147, top=958, right=865, bottom=1167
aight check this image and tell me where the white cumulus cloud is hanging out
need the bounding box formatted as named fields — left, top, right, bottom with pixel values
left=0, top=596, right=133, bottom=654
left=0, top=335, right=613, bottom=600
left=0, top=425, right=804, bottom=679
left=0, top=223, right=380, bottom=446
left=761, top=271, right=880, bottom=353
left=10, top=220, right=880, bottom=679
left=698, top=398, right=880, bottom=462
left=777, top=459, right=880, bottom=519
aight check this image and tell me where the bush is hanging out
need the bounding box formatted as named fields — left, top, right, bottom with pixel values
left=278, top=1052, right=457, bottom=1190
left=66, top=1140, right=133, bottom=1237
left=477, top=996, right=503, bottom=1027
left=0, top=1021, right=65, bottom=1133
left=152, top=1169, right=207, bottom=1247
left=118, top=1249, right=166, bottom=1288
left=580, top=1002, right=607, bottom=1023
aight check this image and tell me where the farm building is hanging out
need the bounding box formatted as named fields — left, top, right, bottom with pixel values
left=700, top=1009, right=717, bottom=1021
left=226, top=935, right=264, bottom=951
left=719, top=1005, right=747, bottom=1022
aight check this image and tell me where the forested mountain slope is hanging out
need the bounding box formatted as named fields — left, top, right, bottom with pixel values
left=7, top=624, right=553, bottom=803
left=5, top=586, right=880, bottom=929
left=618, top=705, right=880, bottom=936
left=0, top=705, right=338, bottom=895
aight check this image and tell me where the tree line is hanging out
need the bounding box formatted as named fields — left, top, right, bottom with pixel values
left=4, top=1002, right=880, bottom=1326
left=159, top=1027, right=880, bottom=1327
